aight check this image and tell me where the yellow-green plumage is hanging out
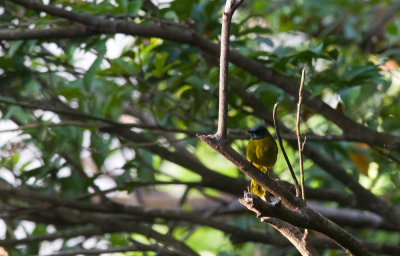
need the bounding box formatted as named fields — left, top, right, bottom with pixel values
left=246, top=127, right=278, bottom=197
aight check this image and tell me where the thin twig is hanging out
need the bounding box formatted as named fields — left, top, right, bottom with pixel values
left=273, top=102, right=301, bottom=198
left=216, top=0, right=243, bottom=140
left=0, top=228, right=103, bottom=247
left=297, top=67, right=309, bottom=243
left=123, top=136, right=191, bottom=147
left=301, top=136, right=307, bottom=151
left=0, top=18, right=69, bottom=28
left=297, top=67, right=306, bottom=202
left=0, top=121, right=101, bottom=133
left=39, top=242, right=188, bottom=256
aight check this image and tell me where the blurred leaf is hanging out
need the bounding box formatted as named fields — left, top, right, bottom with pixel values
left=327, top=48, right=339, bottom=60
left=90, top=133, right=112, bottom=169
left=127, top=0, right=143, bottom=15
left=339, top=85, right=361, bottom=107
left=110, top=233, right=129, bottom=246
left=186, top=75, right=204, bottom=90
left=83, top=41, right=106, bottom=91
left=350, top=150, right=370, bottom=177
left=60, top=171, right=87, bottom=198
left=343, top=65, right=380, bottom=85
left=387, top=23, right=398, bottom=35
left=7, top=40, right=24, bottom=57
left=255, top=36, right=273, bottom=47
left=239, top=26, right=272, bottom=36
left=169, top=0, right=197, bottom=20
left=137, top=150, right=155, bottom=182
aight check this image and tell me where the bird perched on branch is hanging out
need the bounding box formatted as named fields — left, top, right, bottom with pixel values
left=246, top=126, right=278, bottom=197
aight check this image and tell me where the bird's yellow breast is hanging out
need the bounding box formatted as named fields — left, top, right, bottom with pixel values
left=246, top=136, right=278, bottom=168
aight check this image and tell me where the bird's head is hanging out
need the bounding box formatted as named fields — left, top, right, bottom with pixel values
left=247, top=126, right=268, bottom=140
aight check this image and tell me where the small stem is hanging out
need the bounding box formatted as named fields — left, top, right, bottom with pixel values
left=273, top=102, right=301, bottom=198
left=297, top=67, right=306, bottom=202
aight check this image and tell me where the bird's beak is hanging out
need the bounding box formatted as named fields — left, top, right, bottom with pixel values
left=246, top=130, right=252, bottom=134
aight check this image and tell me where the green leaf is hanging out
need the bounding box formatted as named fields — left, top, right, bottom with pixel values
left=7, top=40, right=24, bottom=57
left=152, top=52, right=169, bottom=77
left=339, top=85, right=361, bottom=107
left=327, top=48, right=339, bottom=60
left=239, top=26, right=272, bottom=36
left=346, top=65, right=379, bottom=83
left=32, top=224, right=47, bottom=236
left=60, top=171, right=87, bottom=198
left=83, top=41, right=107, bottom=91
left=59, top=86, right=84, bottom=100
left=387, top=23, right=398, bottom=35
left=137, top=151, right=155, bottom=182
left=110, top=233, right=129, bottom=246
left=169, top=0, right=196, bottom=20
left=117, top=0, right=128, bottom=10
left=176, top=84, right=193, bottom=98
left=105, top=58, right=137, bottom=76
left=91, top=133, right=112, bottom=168
left=255, top=36, right=273, bottom=47
left=3, top=105, right=32, bottom=124
left=11, top=153, right=20, bottom=166
left=128, top=0, right=143, bottom=15
left=186, top=75, right=204, bottom=90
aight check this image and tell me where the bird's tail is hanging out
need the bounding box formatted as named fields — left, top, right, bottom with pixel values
left=250, top=167, right=271, bottom=197
left=250, top=179, right=265, bottom=197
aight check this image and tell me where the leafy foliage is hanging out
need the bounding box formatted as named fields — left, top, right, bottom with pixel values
left=0, top=0, right=400, bottom=255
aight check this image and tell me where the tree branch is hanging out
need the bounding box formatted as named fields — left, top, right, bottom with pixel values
left=240, top=192, right=371, bottom=255
left=262, top=217, right=319, bottom=256
left=296, top=67, right=306, bottom=202
left=0, top=180, right=287, bottom=246
left=1, top=180, right=398, bottom=254
left=198, top=134, right=372, bottom=254
left=0, top=24, right=96, bottom=39
left=39, top=243, right=186, bottom=256
left=235, top=87, right=400, bottom=229
left=5, top=0, right=400, bottom=150
left=0, top=228, right=103, bottom=247
left=216, top=0, right=243, bottom=139
left=3, top=91, right=399, bottom=229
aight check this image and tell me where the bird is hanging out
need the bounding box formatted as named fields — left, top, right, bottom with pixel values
left=246, top=125, right=278, bottom=197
